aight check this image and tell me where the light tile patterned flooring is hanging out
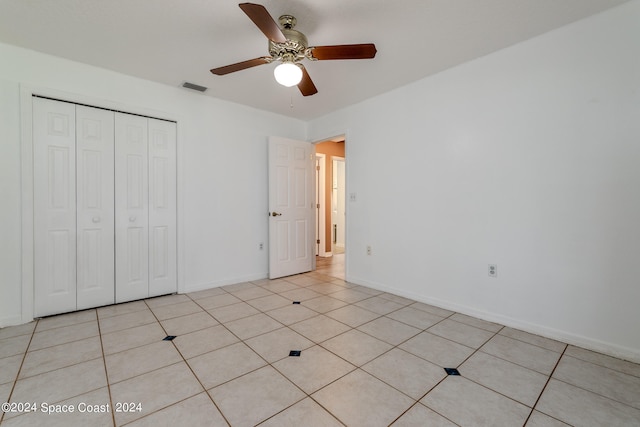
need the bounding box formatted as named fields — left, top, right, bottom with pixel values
left=1, top=257, right=640, bottom=426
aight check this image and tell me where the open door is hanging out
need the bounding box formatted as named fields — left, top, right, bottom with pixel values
left=268, top=136, right=315, bottom=279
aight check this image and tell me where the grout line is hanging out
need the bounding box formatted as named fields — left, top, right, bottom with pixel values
left=299, top=395, right=350, bottom=427
left=560, top=351, right=640, bottom=380
left=2, top=315, right=111, bottom=424
left=149, top=298, right=233, bottom=427
left=30, top=317, right=97, bottom=334
left=0, top=320, right=38, bottom=425
left=96, top=308, right=117, bottom=427
left=282, top=298, right=433, bottom=409
left=188, top=283, right=358, bottom=424
left=550, top=373, right=640, bottom=413
left=406, top=328, right=534, bottom=426
left=456, top=370, right=540, bottom=412
left=413, top=373, right=456, bottom=417
left=496, top=329, right=568, bottom=355
left=525, top=345, right=568, bottom=425
left=22, top=324, right=102, bottom=354
left=189, top=315, right=311, bottom=425
left=452, top=327, right=502, bottom=370
left=474, top=347, right=559, bottom=378
left=111, top=303, right=211, bottom=422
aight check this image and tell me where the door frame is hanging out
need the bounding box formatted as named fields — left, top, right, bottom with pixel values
left=19, top=85, right=184, bottom=323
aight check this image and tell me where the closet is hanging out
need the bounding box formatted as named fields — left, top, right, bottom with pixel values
left=33, top=97, right=177, bottom=317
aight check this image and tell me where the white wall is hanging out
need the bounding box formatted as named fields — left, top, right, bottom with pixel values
left=308, top=1, right=640, bottom=362
left=0, top=42, right=306, bottom=326
left=0, top=77, right=22, bottom=326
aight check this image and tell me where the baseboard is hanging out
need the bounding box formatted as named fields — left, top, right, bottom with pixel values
left=0, top=315, right=25, bottom=329
left=346, top=274, right=640, bottom=364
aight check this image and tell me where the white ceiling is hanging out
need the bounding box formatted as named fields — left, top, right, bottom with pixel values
left=0, top=0, right=629, bottom=120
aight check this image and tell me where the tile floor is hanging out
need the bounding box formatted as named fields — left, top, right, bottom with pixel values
left=1, top=256, right=640, bottom=426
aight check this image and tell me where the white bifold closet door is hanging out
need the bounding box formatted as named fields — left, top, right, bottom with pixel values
left=115, top=113, right=149, bottom=302
left=34, top=98, right=78, bottom=316
left=34, top=99, right=116, bottom=316
left=33, top=97, right=177, bottom=317
left=147, top=119, right=177, bottom=297
left=114, top=114, right=177, bottom=302
left=76, top=105, right=116, bottom=310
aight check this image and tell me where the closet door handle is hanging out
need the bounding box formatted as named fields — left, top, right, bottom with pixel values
left=129, top=216, right=136, bottom=222
left=92, top=216, right=101, bottom=223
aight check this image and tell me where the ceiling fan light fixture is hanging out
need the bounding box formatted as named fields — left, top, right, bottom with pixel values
left=274, top=62, right=302, bottom=87
left=209, top=3, right=376, bottom=97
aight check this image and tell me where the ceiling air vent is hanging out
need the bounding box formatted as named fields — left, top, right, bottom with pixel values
left=182, top=82, right=208, bottom=92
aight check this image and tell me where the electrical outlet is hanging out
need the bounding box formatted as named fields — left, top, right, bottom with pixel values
left=350, top=193, right=357, bottom=202
left=366, top=245, right=372, bottom=256
left=259, top=242, right=264, bottom=250
left=488, top=264, right=497, bottom=277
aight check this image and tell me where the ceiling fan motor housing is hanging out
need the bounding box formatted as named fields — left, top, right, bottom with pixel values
left=269, top=15, right=309, bottom=62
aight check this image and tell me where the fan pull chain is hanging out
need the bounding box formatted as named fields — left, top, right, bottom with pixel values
left=290, top=94, right=294, bottom=109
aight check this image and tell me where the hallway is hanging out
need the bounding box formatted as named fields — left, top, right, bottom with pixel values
left=316, top=254, right=344, bottom=280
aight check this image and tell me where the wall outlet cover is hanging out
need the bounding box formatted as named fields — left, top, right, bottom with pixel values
left=488, top=264, right=497, bottom=277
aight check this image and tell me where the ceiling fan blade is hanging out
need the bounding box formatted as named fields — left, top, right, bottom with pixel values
left=239, top=3, right=286, bottom=43
left=309, top=44, right=377, bottom=60
left=298, top=66, right=318, bottom=96
left=210, top=56, right=271, bottom=75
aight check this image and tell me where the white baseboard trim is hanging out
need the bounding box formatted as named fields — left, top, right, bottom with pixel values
left=0, top=315, right=26, bottom=329
left=346, top=274, right=640, bottom=364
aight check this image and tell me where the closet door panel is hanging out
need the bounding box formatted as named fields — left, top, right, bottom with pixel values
left=148, top=119, right=177, bottom=297
left=76, top=106, right=115, bottom=310
left=115, top=113, right=149, bottom=303
left=33, top=98, right=77, bottom=317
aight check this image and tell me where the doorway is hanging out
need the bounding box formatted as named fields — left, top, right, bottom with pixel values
left=314, top=137, right=346, bottom=279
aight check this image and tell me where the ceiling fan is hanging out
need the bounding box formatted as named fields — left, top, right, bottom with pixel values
left=210, top=3, right=377, bottom=96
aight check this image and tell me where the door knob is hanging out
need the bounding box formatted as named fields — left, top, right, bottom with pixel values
left=129, top=216, right=136, bottom=222
left=92, top=216, right=101, bottom=223
left=271, top=212, right=282, bottom=217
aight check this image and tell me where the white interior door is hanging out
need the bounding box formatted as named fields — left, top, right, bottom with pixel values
left=76, top=105, right=115, bottom=310
left=33, top=98, right=77, bottom=316
left=268, top=136, right=315, bottom=279
left=115, top=113, right=149, bottom=302
left=148, top=118, right=177, bottom=297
